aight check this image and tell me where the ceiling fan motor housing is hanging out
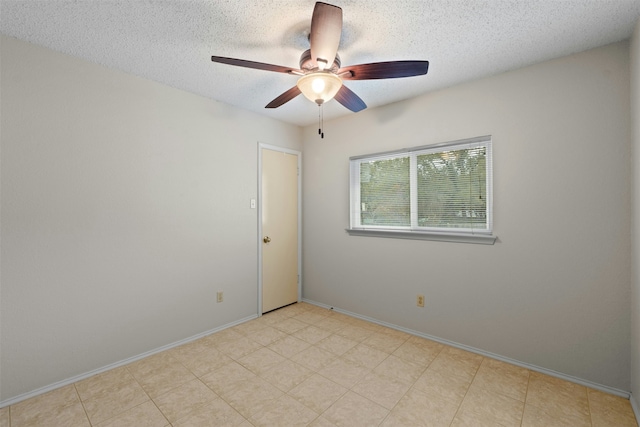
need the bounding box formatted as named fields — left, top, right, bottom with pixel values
left=299, top=49, right=341, bottom=73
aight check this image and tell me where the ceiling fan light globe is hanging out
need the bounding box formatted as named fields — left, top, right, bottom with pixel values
left=297, top=72, right=342, bottom=105
left=312, top=78, right=325, bottom=93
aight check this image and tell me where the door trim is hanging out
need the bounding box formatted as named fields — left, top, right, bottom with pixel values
left=258, top=143, right=302, bottom=316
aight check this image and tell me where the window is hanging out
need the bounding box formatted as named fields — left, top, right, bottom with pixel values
left=348, top=136, right=495, bottom=244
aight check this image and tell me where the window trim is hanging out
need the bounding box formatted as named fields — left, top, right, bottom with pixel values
left=345, top=228, right=497, bottom=244
left=347, top=136, right=496, bottom=245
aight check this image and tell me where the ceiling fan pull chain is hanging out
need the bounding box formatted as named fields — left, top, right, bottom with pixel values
left=321, top=104, right=324, bottom=138
left=318, top=104, right=324, bottom=139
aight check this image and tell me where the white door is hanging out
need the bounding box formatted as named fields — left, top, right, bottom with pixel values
left=260, top=145, right=300, bottom=313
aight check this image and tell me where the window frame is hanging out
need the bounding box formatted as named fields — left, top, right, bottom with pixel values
left=347, top=136, right=496, bottom=245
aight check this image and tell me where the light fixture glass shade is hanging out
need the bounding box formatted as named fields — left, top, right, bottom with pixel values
left=296, top=72, right=343, bottom=105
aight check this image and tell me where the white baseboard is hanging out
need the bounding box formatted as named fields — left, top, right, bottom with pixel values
left=0, top=314, right=257, bottom=409
left=303, top=298, right=631, bottom=399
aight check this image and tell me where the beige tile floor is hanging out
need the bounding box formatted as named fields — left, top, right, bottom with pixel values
left=1, top=302, right=637, bottom=427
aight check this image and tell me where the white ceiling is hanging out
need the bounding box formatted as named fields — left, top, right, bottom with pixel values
left=2, top=1, right=639, bottom=126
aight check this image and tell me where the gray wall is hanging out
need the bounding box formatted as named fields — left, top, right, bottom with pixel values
left=1, top=33, right=635, bottom=403
left=0, top=35, right=302, bottom=401
left=631, top=20, right=640, bottom=408
left=302, top=42, right=631, bottom=391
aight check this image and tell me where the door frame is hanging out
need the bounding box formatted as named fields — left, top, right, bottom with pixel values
left=257, top=142, right=302, bottom=316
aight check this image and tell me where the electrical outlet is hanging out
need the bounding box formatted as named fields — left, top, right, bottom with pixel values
left=417, top=294, right=425, bottom=307
left=217, top=291, right=223, bottom=303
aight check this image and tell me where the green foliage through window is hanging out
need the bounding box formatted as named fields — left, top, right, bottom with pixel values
left=417, top=147, right=487, bottom=229
left=360, top=157, right=410, bottom=226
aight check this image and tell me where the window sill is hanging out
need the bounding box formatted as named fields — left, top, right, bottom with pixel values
left=345, top=228, right=497, bottom=245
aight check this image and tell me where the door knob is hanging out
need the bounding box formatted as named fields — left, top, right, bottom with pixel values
left=263, top=236, right=271, bottom=243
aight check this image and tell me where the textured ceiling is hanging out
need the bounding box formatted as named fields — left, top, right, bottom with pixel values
left=2, top=1, right=640, bottom=126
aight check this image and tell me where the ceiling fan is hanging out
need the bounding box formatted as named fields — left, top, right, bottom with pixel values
left=211, top=2, right=429, bottom=114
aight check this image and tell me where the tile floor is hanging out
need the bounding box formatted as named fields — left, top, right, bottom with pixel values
left=1, top=302, right=637, bottom=426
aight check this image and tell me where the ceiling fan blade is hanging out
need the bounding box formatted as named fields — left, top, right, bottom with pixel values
left=334, top=85, right=367, bottom=112
left=265, top=86, right=302, bottom=109
left=211, top=56, right=302, bottom=74
left=309, top=2, right=342, bottom=69
left=339, top=60, right=429, bottom=80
